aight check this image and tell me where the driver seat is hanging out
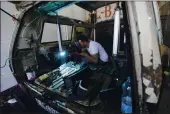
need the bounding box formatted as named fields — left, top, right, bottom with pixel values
left=96, top=31, right=113, bottom=56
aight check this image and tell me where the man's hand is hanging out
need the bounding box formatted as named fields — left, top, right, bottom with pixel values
left=80, top=52, right=98, bottom=64
left=80, top=52, right=89, bottom=57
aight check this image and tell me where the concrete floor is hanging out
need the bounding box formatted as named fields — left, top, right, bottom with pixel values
left=1, top=90, right=170, bottom=114
left=1, top=102, right=48, bottom=114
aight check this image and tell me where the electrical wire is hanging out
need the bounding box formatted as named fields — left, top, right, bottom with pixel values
left=36, top=18, right=43, bottom=39
left=1, top=50, right=39, bottom=69
left=1, top=58, right=10, bottom=68
left=21, top=16, right=39, bottom=38
left=0, top=58, right=21, bottom=68
left=35, top=10, right=43, bottom=39
left=21, top=10, right=42, bottom=38
left=2, top=49, right=39, bottom=69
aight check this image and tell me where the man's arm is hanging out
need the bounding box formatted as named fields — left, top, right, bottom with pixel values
left=80, top=52, right=98, bottom=64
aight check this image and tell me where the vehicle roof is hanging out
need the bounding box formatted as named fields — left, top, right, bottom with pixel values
left=44, top=15, right=93, bottom=28
left=10, top=1, right=117, bottom=12
left=75, top=1, right=117, bottom=12
left=9, top=1, right=118, bottom=27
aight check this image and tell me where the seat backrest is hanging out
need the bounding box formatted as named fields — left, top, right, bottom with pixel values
left=96, top=31, right=113, bottom=56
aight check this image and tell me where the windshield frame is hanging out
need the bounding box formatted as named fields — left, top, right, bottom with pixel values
left=40, top=21, right=74, bottom=44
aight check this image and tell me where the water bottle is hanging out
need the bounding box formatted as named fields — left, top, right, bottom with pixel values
left=121, top=77, right=132, bottom=114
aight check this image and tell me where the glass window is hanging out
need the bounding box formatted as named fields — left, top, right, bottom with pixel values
left=60, top=25, right=72, bottom=41
left=41, top=23, right=72, bottom=43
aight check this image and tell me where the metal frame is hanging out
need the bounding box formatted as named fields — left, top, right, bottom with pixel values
left=56, top=23, right=62, bottom=52
left=127, top=2, right=162, bottom=112
left=127, top=2, right=143, bottom=110
left=153, top=2, right=163, bottom=45
left=113, top=7, right=120, bottom=56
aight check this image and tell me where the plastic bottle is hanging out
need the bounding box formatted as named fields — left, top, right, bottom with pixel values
left=121, top=77, right=132, bottom=114
left=26, top=67, right=36, bottom=81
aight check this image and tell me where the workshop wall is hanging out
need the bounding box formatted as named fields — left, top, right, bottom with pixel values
left=53, top=5, right=89, bottom=41
left=58, top=4, right=89, bottom=22
left=0, top=2, right=18, bottom=92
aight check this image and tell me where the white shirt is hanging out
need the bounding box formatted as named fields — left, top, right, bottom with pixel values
left=87, top=41, right=108, bottom=62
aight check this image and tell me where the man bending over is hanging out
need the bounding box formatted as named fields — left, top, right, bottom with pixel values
left=77, top=34, right=108, bottom=64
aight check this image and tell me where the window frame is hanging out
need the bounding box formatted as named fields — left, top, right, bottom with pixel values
left=40, top=21, right=73, bottom=44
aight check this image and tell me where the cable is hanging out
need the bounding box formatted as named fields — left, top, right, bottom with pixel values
left=21, top=16, right=38, bottom=38
left=36, top=19, right=43, bottom=39
left=0, top=8, right=20, bottom=22
left=21, top=10, right=42, bottom=38
left=1, top=58, right=10, bottom=68
left=1, top=58, right=21, bottom=68
left=35, top=10, right=43, bottom=39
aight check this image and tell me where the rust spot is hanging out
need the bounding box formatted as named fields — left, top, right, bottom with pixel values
left=142, top=64, right=162, bottom=98
left=150, top=58, right=153, bottom=63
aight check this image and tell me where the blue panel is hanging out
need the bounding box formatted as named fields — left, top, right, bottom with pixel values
left=38, top=1, right=85, bottom=16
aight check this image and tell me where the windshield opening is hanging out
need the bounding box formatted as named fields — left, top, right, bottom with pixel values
left=40, top=22, right=73, bottom=44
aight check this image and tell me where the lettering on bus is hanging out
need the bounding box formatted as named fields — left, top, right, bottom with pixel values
left=88, top=4, right=116, bottom=22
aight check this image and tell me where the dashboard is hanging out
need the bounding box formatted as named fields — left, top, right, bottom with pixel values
left=34, top=61, right=88, bottom=97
